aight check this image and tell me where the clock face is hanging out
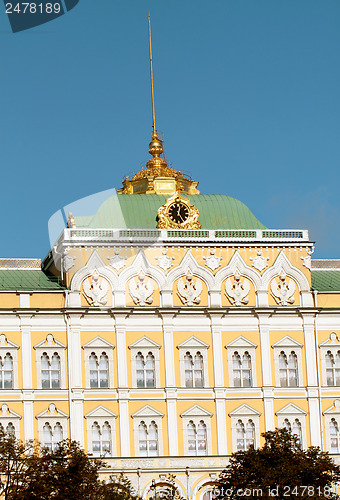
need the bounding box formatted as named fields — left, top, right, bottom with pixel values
left=168, top=202, right=190, bottom=224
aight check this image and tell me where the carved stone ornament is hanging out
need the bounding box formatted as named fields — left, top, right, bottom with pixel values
left=301, top=246, right=314, bottom=270
left=63, top=248, right=76, bottom=272
left=177, top=271, right=202, bottom=306
left=225, top=270, right=250, bottom=306
left=107, top=249, right=127, bottom=271
left=157, top=191, right=201, bottom=229
left=82, top=270, right=109, bottom=306
left=203, top=249, right=222, bottom=271
left=129, top=271, right=154, bottom=306
left=156, top=249, right=175, bottom=271
left=270, top=270, right=296, bottom=306
left=249, top=251, right=269, bottom=272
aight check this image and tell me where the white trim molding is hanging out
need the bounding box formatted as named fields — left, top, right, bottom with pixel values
left=319, top=333, right=340, bottom=387
left=323, top=400, right=340, bottom=454
left=225, top=336, right=257, bottom=388
left=82, top=336, right=115, bottom=389
left=276, top=403, right=307, bottom=448
left=0, top=334, right=19, bottom=390
left=85, top=405, right=118, bottom=457
left=34, top=334, right=66, bottom=390
left=229, top=404, right=261, bottom=452
left=0, top=403, right=21, bottom=438
left=177, top=336, right=210, bottom=388
left=180, top=404, right=213, bottom=456
left=128, top=336, right=161, bottom=388
left=131, top=405, right=164, bottom=457
left=272, top=336, right=303, bottom=387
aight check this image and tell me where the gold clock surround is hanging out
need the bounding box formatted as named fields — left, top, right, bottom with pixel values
left=157, top=192, right=201, bottom=229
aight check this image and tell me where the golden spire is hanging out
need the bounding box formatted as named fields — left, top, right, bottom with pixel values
left=146, top=13, right=167, bottom=169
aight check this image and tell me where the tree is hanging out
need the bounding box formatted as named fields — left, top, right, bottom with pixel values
left=0, top=429, right=139, bottom=500
left=217, top=429, right=340, bottom=500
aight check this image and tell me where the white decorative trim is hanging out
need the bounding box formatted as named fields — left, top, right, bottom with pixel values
left=180, top=404, right=213, bottom=456
left=225, top=336, right=257, bottom=387
left=323, top=400, right=340, bottom=453
left=319, top=333, right=340, bottom=387
left=36, top=403, right=69, bottom=445
left=272, top=336, right=303, bottom=387
left=129, top=337, right=161, bottom=388
left=229, top=404, right=261, bottom=452
left=0, top=334, right=19, bottom=389
left=83, top=337, right=115, bottom=389
left=85, top=405, right=118, bottom=457
left=276, top=403, right=307, bottom=448
left=0, top=403, right=21, bottom=438
left=177, top=336, right=209, bottom=388
left=34, top=334, right=66, bottom=389
left=131, top=405, right=164, bottom=457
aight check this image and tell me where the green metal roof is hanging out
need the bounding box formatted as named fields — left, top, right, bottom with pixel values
left=74, top=194, right=266, bottom=230
left=311, top=270, right=340, bottom=292
left=0, top=271, right=65, bottom=291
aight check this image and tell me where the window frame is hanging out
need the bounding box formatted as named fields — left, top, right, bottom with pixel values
left=226, top=336, right=257, bottom=388
left=272, top=337, right=303, bottom=388
left=178, top=337, right=210, bottom=389
left=323, top=399, right=340, bottom=454
left=34, top=335, right=66, bottom=390
left=276, top=403, right=307, bottom=448
left=0, top=403, right=21, bottom=439
left=83, top=337, right=115, bottom=389
left=131, top=405, right=164, bottom=457
left=85, top=405, right=117, bottom=457
left=129, top=337, right=161, bottom=389
left=36, top=404, right=68, bottom=447
left=180, top=404, right=213, bottom=456
left=229, top=404, right=261, bottom=452
left=0, top=334, right=19, bottom=390
left=319, top=333, right=340, bottom=387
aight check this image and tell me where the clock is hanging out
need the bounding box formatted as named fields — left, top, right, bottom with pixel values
left=168, top=202, right=190, bottom=224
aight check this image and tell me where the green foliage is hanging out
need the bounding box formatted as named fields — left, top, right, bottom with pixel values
left=0, top=428, right=139, bottom=500
left=217, top=429, right=340, bottom=500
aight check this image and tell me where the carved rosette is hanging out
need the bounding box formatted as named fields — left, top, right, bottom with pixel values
left=156, top=249, right=175, bottom=271
left=203, top=249, right=222, bottom=271
left=107, top=249, right=127, bottom=271
left=249, top=251, right=269, bottom=272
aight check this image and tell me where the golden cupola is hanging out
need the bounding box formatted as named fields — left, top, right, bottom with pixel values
left=118, top=14, right=200, bottom=196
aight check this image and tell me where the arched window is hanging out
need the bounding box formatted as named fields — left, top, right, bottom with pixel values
left=232, top=352, right=252, bottom=387
left=136, top=352, right=155, bottom=388
left=279, top=351, right=298, bottom=387
left=0, top=353, right=13, bottom=389
left=292, top=419, right=302, bottom=444
left=187, top=420, right=207, bottom=456
left=6, top=422, right=15, bottom=437
left=43, top=422, right=63, bottom=451
left=41, top=353, right=60, bottom=389
left=89, top=352, right=109, bottom=388
left=283, top=418, right=291, bottom=432
left=185, top=352, right=204, bottom=388
left=91, top=421, right=111, bottom=457
left=326, top=351, right=340, bottom=386
left=138, top=421, right=158, bottom=456
left=236, top=419, right=255, bottom=451
left=330, top=419, right=339, bottom=453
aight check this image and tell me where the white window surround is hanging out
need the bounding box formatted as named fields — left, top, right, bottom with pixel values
left=319, top=333, right=340, bottom=387
left=177, top=336, right=210, bottom=388
left=0, top=403, right=21, bottom=438
left=323, top=400, right=340, bottom=454
left=128, top=337, right=161, bottom=388
left=272, top=336, right=303, bottom=387
left=276, top=403, right=307, bottom=448
left=180, top=404, right=213, bottom=456
left=34, top=334, right=66, bottom=390
left=85, top=406, right=117, bottom=457
left=83, top=337, right=115, bottom=389
left=36, top=403, right=68, bottom=445
left=0, top=334, right=19, bottom=389
left=229, top=404, right=261, bottom=452
left=131, top=405, right=164, bottom=457
left=225, top=336, right=257, bottom=388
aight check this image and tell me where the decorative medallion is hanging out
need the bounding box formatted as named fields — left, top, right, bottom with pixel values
left=270, top=270, right=296, bottom=306
left=225, top=270, right=250, bottom=306
left=156, top=249, right=175, bottom=271
left=249, top=251, right=269, bottom=272
left=63, top=248, right=76, bottom=272
left=203, top=249, right=222, bottom=271
left=82, top=270, right=109, bottom=306
left=177, top=271, right=202, bottom=306
left=129, top=271, right=154, bottom=306
left=157, top=191, right=201, bottom=229
left=108, top=249, right=127, bottom=271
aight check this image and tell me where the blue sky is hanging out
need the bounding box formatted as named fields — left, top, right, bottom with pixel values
left=0, top=0, right=339, bottom=258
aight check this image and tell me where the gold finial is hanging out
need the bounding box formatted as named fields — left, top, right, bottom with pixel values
left=149, top=12, right=157, bottom=140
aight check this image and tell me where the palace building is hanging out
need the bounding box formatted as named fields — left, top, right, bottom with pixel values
left=1, top=22, right=340, bottom=500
